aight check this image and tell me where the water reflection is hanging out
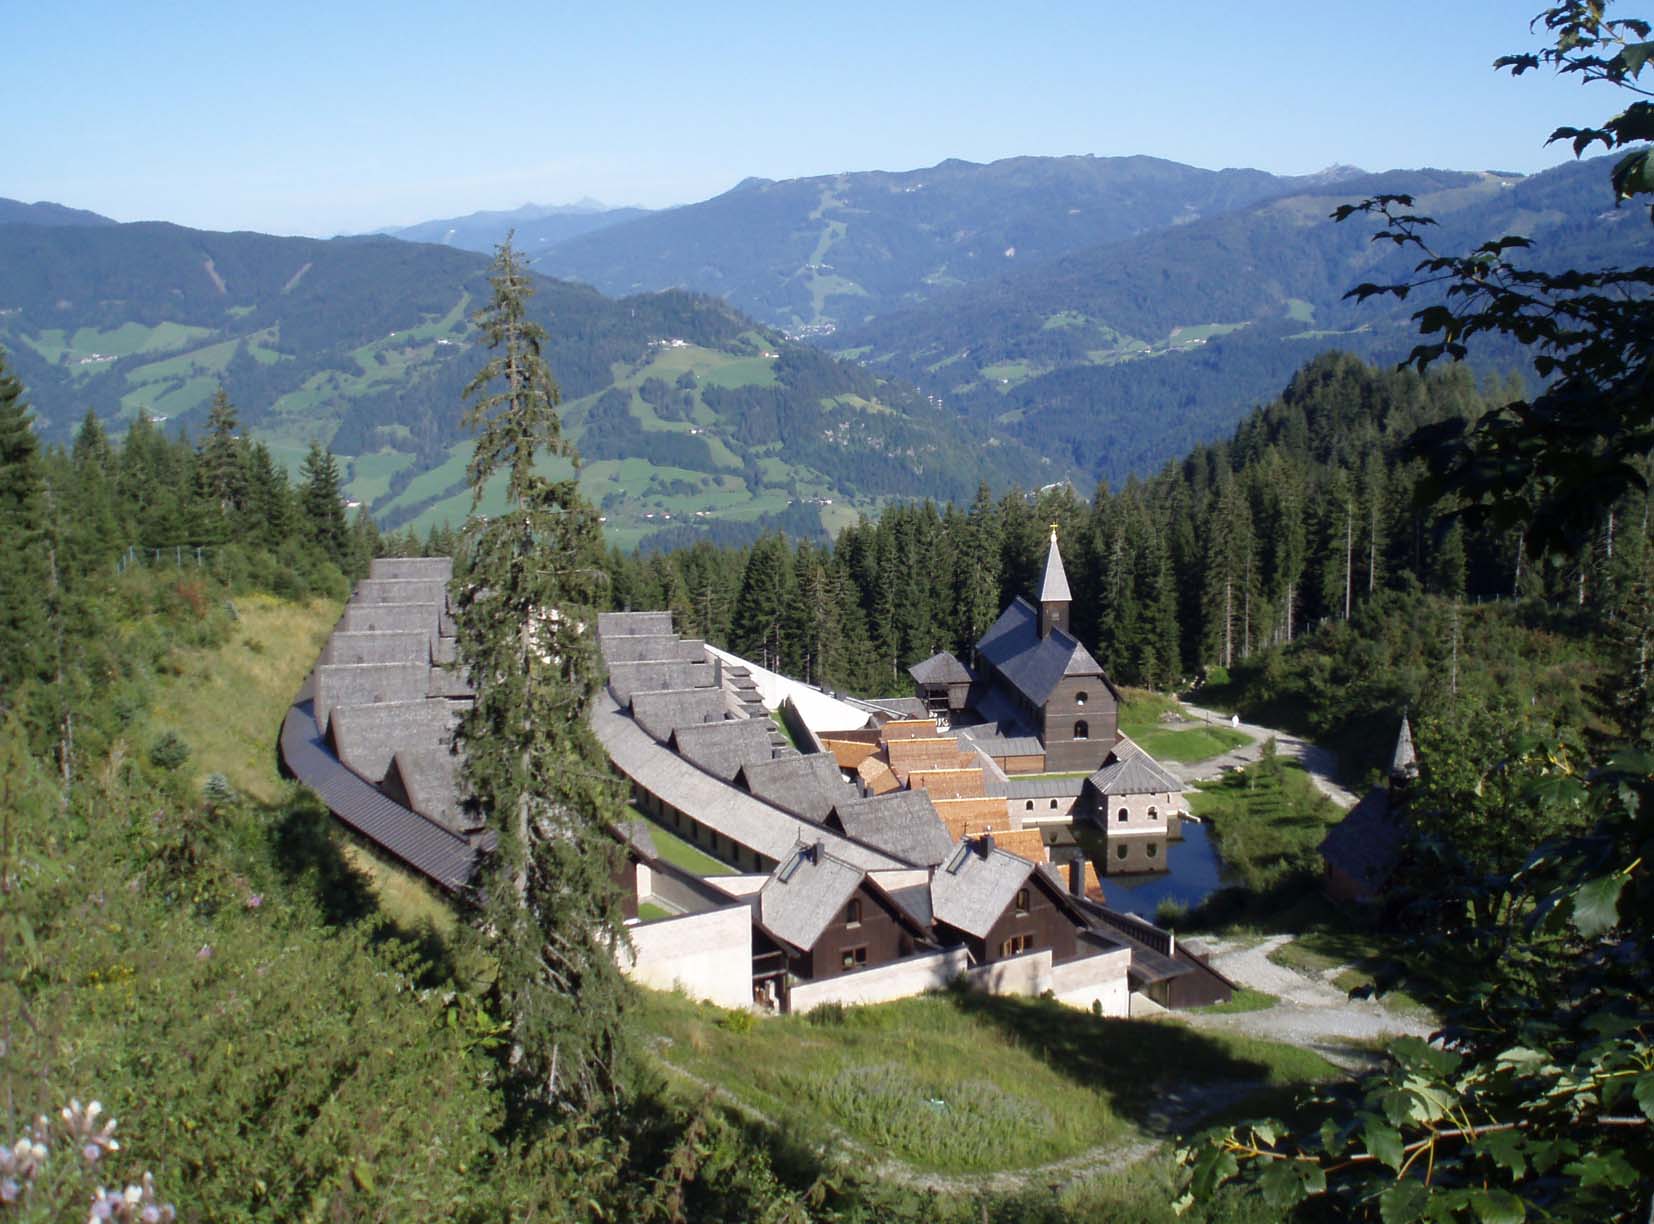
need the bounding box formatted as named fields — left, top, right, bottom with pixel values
left=1076, top=820, right=1225, bottom=919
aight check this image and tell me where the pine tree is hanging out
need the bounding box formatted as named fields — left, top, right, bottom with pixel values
left=198, top=387, right=247, bottom=518
left=0, top=352, right=51, bottom=704
left=299, top=441, right=349, bottom=566
left=450, top=237, right=627, bottom=1117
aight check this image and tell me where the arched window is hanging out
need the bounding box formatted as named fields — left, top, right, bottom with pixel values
left=1025, top=800, right=1034, bottom=811
left=1115, top=844, right=1127, bottom=860
left=1074, top=720, right=1089, bottom=740
left=1149, top=806, right=1159, bottom=821
left=1076, top=691, right=1088, bottom=707
left=1147, top=842, right=1158, bottom=859
left=1117, top=807, right=1128, bottom=823
left=1050, top=799, right=1059, bottom=809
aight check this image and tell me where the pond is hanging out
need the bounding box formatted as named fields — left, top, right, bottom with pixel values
left=1073, top=819, right=1227, bottom=920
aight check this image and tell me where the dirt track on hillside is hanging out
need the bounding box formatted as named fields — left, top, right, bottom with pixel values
left=1166, top=704, right=1362, bottom=809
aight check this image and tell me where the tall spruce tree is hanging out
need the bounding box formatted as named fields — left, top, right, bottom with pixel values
left=299, top=441, right=350, bottom=567
left=0, top=352, right=51, bottom=704
left=450, top=237, right=627, bottom=1116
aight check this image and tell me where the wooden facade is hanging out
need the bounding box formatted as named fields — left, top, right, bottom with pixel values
left=1039, top=675, right=1118, bottom=773
left=769, top=881, right=930, bottom=981
left=940, top=869, right=1084, bottom=965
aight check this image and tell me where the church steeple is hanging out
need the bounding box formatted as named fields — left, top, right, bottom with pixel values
left=1039, top=524, right=1071, bottom=639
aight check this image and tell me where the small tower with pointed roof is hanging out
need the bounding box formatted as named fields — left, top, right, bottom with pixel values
left=1039, top=524, right=1072, bottom=640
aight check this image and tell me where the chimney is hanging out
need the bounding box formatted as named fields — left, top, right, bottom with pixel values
left=712, top=655, right=723, bottom=687
left=976, top=832, right=995, bottom=858
left=1067, top=856, right=1084, bottom=897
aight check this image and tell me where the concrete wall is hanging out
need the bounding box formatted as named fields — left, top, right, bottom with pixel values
left=788, top=947, right=970, bottom=1013
left=620, top=905, right=753, bottom=1009
left=963, top=948, right=1053, bottom=996
left=1011, top=794, right=1079, bottom=823
left=1050, top=946, right=1131, bottom=1016
left=1099, top=789, right=1184, bottom=834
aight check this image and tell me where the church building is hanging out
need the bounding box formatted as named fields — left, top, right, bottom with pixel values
left=911, top=527, right=1120, bottom=773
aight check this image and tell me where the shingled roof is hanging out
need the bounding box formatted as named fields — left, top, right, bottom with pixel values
left=670, top=718, right=778, bottom=782
left=327, top=699, right=456, bottom=783
left=909, top=651, right=972, bottom=687
left=1086, top=736, right=1183, bottom=797
left=1319, top=785, right=1405, bottom=897
left=383, top=746, right=473, bottom=832
left=598, top=610, right=676, bottom=638
left=756, top=843, right=866, bottom=953
left=324, top=631, right=430, bottom=666
left=931, top=838, right=1036, bottom=939
left=735, top=753, right=850, bottom=823
left=353, top=578, right=448, bottom=607
left=606, top=660, right=715, bottom=704
left=1039, top=530, right=1072, bottom=603
left=630, top=687, right=731, bottom=742
left=829, top=792, right=954, bottom=867
left=370, top=557, right=452, bottom=581
left=314, top=662, right=433, bottom=735
left=975, top=598, right=1110, bottom=707
left=1391, top=717, right=1419, bottom=781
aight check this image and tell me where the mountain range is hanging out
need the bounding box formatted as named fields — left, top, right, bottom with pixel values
left=3, top=150, right=1646, bottom=547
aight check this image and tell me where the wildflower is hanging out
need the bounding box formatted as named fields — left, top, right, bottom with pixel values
left=245, top=893, right=263, bottom=910
left=195, top=945, right=213, bottom=961
left=62, top=1099, right=119, bottom=1162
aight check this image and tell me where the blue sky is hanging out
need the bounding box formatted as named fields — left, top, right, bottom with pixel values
left=6, top=2, right=1604, bottom=236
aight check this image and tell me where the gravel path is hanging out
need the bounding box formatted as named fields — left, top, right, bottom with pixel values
left=1176, top=934, right=1434, bottom=1067
left=1169, top=704, right=1362, bottom=810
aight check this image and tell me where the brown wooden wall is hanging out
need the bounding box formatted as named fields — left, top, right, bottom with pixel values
left=1041, top=675, right=1117, bottom=773
left=797, top=882, right=921, bottom=979
left=966, top=872, right=1079, bottom=965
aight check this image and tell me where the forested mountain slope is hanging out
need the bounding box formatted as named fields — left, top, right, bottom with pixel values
left=532, top=155, right=1332, bottom=331
left=832, top=158, right=1654, bottom=483
left=0, top=219, right=1058, bottom=547
left=377, top=200, right=651, bottom=253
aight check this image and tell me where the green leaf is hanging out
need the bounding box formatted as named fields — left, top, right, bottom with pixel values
left=1571, top=873, right=1626, bottom=938
left=1256, top=1159, right=1311, bottom=1210
left=1634, top=1073, right=1654, bottom=1122
left=1379, top=1180, right=1429, bottom=1224
left=1363, top=1118, right=1405, bottom=1171
left=1566, top=1149, right=1637, bottom=1189
left=1494, top=1046, right=1548, bottom=1074
left=1468, top=1188, right=1525, bottom=1223
left=1475, top=1129, right=1527, bottom=1178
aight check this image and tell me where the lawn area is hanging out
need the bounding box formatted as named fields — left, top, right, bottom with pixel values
left=1186, top=753, right=1342, bottom=893
left=1115, top=688, right=1250, bottom=764
left=1195, top=988, right=1278, bottom=1014
left=636, top=987, right=1342, bottom=1176
left=631, top=807, right=736, bottom=876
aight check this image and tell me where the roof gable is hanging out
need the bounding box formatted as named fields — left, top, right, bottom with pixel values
left=1086, top=735, right=1183, bottom=796
left=829, top=791, right=954, bottom=867
left=757, top=843, right=866, bottom=951
left=976, top=599, right=1106, bottom=707
left=930, top=840, right=1036, bottom=939
left=669, top=718, right=777, bottom=782
left=735, top=753, right=848, bottom=823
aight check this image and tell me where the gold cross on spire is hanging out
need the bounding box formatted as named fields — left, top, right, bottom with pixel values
left=1049, top=522, right=1059, bottom=542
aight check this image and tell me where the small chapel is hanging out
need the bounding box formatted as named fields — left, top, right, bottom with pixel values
left=910, top=527, right=1121, bottom=773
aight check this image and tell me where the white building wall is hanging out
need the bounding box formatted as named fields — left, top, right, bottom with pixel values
left=787, top=947, right=971, bottom=1013
left=1049, top=946, right=1132, bottom=1016
left=1102, top=790, right=1185, bottom=834
left=963, top=948, right=1053, bottom=997
left=620, top=905, right=752, bottom=1009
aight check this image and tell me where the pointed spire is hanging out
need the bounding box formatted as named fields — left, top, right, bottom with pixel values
left=1039, top=523, right=1072, bottom=604
left=1390, top=716, right=1418, bottom=781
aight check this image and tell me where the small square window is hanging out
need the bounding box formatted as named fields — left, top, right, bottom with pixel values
left=841, top=945, right=868, bottom=972
left=846, top=898, right=863, bottom=928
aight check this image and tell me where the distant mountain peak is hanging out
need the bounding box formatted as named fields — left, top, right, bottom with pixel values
left=0, top=198, right=118, bottom=228
left=1301, top=164, right=1367, bottom=184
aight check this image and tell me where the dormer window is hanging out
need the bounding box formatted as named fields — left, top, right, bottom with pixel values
left=1014, top=887, right=1030, bottom=915
left=845, top=898, right=862, bottom=928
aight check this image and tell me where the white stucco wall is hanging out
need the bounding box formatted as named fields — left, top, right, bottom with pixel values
left=1049, top=947, right=1132, bottom=1016
left=963, top=948, right=1053, bottom=997
left=621, top=905, right=753, bottom=1009
left=1101, top=790, right=1184, bottom=834
left=787, top=947, right=971, bottom=1013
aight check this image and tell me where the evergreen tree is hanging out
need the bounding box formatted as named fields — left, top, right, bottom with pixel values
left=731, top=533, right=793, bottom=671
left=450, top=237, right=627, bottom=1117
left=198, top=388, right=247, bottom=518
left=299, top=442, right=350, bottom=567
left=0, top=352, right=51, bottom=703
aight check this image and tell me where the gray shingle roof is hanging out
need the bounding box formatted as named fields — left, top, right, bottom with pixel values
left=975, top=599, right=1106, bottom=707
left=353, top=578, right=448, bottom=607
left=1319, top=785, right=1405, bottom=894
left=328, top=699, right=456, bottom=783
left=1039, top=532, right=1072, bottom=603
left=427, top=667, right=475, bottom=699
left=829, top=792, right=954, bottom=867
left=315, top=662, right=432, bottom=732
left=630, top=687, right=731, bottom=742
left=909, top=651, right=972, bottom=686
left=1391, top=718, right=1418, bottom=780
left=590, top=689, right=901, bottom=870
left=281, top=699, right=479, bottom=893
left=370, top=557, right=453, bottom=581
left=735, top=753, right=849, bottom=823
left=885, top=882, right=934, bottom=927
left=607, top=660, right=715, bottom=704
left=757, top=843, right=865, bottom=952
left=338, top=602, right=441, bottom=640
left=600, top=634, right=686, bottom=664
left=598, top=611, right=676, bottom=638
left=617, top=818, right=657, bottom=860
left=670, top=718, right=778, bottom=782
left=931, top=840, right=1036, bottom=939
left=1086, top=736, right=1183, bottom=797
left=1007, top=776, right=1087, bottom=799
left=385, top=746, right=472, bottom=832
left=324, top=631, right=431, bottom=666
